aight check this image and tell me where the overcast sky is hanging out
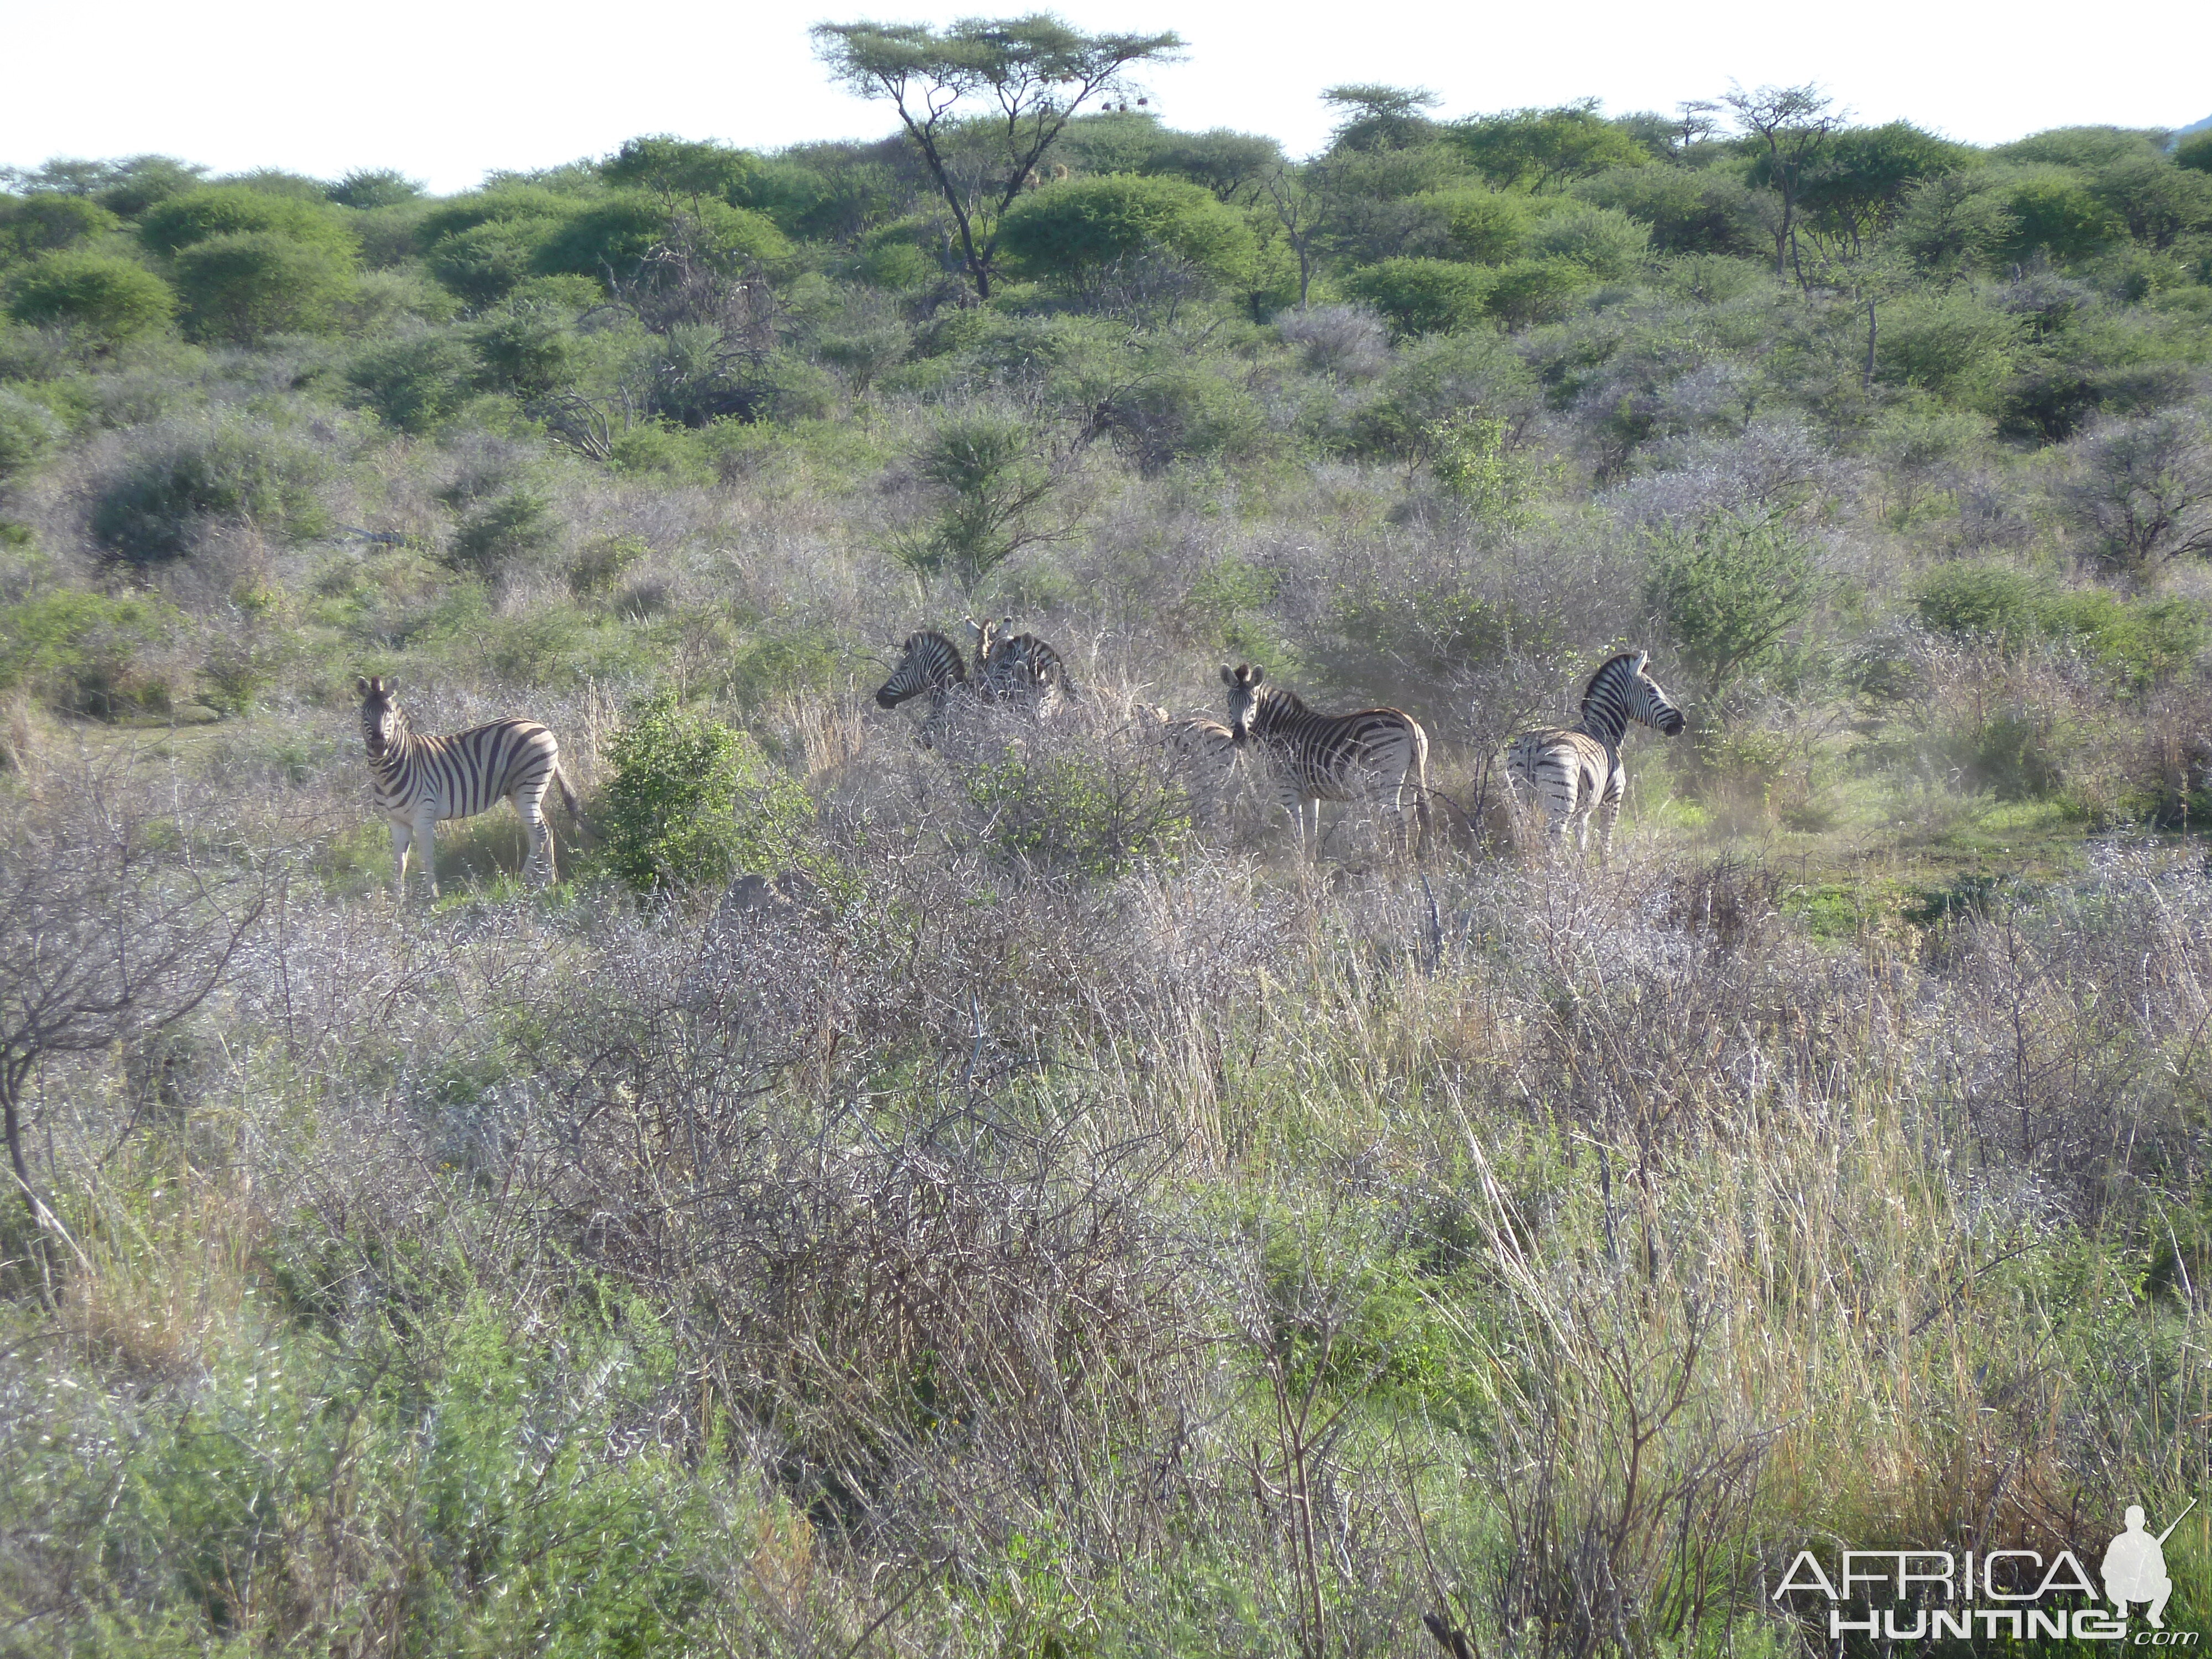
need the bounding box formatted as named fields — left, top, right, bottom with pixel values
left=6, top=0, right=2208, bottom=194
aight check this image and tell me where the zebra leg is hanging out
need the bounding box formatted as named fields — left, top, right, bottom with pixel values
left=514, top=785, right=554, bottom=885
left=415, top=808, right=441, bottom=900
left=1596, top=768, right=1626, bottom=863
left=389, top=818, right=414, bottom=900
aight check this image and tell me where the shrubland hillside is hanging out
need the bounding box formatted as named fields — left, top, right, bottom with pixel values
left=1, top=27, right=2209, bottom=1655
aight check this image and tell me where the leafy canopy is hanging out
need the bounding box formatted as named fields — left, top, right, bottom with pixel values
left=812, top=14, right=1182, bottom=299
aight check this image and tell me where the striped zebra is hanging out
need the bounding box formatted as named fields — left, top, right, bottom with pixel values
left=1504, top=650, right=1686, bottom=859
left=1149, top=705, right=1240, bottom=821
left=1220, top=664, right=1430, bottom=856
left=356, top=676, right=581, bottom=899
left=874, top=629, right=972, bottom=716
left=973, top=615, right=1074, bottom=712
left=874, top=622, right=1073, bottom=726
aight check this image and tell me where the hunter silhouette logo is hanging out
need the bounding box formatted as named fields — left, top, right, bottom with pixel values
left=1772, top=1499, right=2200, bottom=1643
left=2105, top=1501, right=2194, bottom=1630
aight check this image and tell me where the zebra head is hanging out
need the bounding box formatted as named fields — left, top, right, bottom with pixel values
left=356, top=675, right=405, bottom=756
left=876, top=630, right=968, bottom=709
left=1220, top=662, right=1265, bottom=744
left=968, top=614, right=1010, bottom=667
left=1586, top=651, right=1687, bottom=739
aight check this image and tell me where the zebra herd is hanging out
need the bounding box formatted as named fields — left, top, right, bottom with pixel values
left=354, top=627, right=1687, bottom=896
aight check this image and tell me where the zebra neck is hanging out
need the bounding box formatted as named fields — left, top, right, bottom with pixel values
left=1577, top=699, right=1629, bottom=753
left=369, top=729, right=416, bottom=782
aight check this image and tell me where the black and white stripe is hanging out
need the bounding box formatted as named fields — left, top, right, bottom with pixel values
left=356, top=675, right=580, bottom=898
left=1150, top=705, right=1240, bottom=821
left=874, top=629, right=973, bottom=716
left=973, top=615, right=1074, bottom=712
left=1505, top=650, right=1685, bottom=859
left=874, top=620, right=1074, bottom=726
left=1220, top=664, right=1429, bottom=855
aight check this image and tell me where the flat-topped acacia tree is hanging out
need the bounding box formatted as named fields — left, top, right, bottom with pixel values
left=812, top=14, right=1182, bottom=301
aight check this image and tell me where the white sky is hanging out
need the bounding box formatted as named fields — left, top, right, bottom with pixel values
left=5, top=0, right=2208, bottom=194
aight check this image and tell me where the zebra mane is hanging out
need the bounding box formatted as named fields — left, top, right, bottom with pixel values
left=1258, top=685, right=1308, bottom=717
left=903, top=629, right=973, bottom=676
left=1580, top=651, right=1647, bottom=710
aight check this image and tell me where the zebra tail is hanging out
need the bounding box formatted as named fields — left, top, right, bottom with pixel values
left=554, top=764, right=592, bottom=843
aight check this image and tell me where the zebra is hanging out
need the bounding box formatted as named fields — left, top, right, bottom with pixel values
left=874, top=629, right=973, bottom=717
left=1504, top=650, right=1686, bottom=859
left=1219, top=664, right=1430, bottom=857
left=355, top=676, right=581, bottom=899
left=1148, top=705, right=1240, bottom=822
left=972, top=615, right=1074, bottom=712
left=873, top=622, right=1073, bottom=727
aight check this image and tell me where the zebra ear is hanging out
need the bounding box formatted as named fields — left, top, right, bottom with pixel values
left=1249, top=664, right=1265, bottom=686
left=356, top=676, right=371, bottom=697
left=1632, top=650, right=1651, bottom=674
left=1219, top=665, right=1235, bottom=686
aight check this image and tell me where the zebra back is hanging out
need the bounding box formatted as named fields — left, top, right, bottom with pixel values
left=875, top=630, right=972, bottom=710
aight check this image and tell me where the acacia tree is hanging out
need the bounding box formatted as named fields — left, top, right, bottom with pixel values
left=813, top=15, right=1182, bottom=301
left=1723, top=82, right=1845, bottom=282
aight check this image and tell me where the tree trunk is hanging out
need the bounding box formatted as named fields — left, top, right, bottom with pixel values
left=1864, top=298, right=1878, bottom=392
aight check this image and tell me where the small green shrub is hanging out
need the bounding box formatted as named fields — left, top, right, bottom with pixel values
left=1521, top=204, right=1650, bottom=279
left=965, top=745, right=1192, bottom=879
left=567, top=533, right=650, bottom=597
left=596, top=689, right=813, bottom=893
left=171, top=232, right=356, bottom=342
left=998, top=174, right=1257, bottom=287
left=1872, top=292, right=2023, bottom=406
left=1645, top=510, right=1821, bottom=702
left=1914, top=565, right=2206, bottom=688
left=0, top=194, right=119, bottom=260
left=1340, top=258, right=1493, bottom=338
left=1912, top=563, right=2045, bottom=643
left=345, top=331, right=477, bottom=432
left=0, top=388, right=62, bottom=488
left=532, top=194, right=787, bottom=285
left=138, top=185, right=357, bottom=258
left=448, top=487, right=562, bottom=573
left=1425, top=413, right=1548, bottom=529
left=1480, top=257, right=1594, bottom=328
left=91, top=423, right=331, bottom=563
left=7, top=251, right=176, bottom=342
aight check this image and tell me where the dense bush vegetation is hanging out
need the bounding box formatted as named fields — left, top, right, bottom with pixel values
left=1, top=36, right=2209, bottom=1654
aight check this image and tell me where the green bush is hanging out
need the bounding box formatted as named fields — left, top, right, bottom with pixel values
left=1480, top=257, right=1594, bottom=327
left=1645, top=510, right=1821, bottom=701
left=1340, top=258, right=1493, bottom=338
left=596, top=689, right=813, bottom=893
left=965, top=745, right=1192, bottom=879
left=532, top=194, right=787, bottom=284
left=1913, top=563, right=2043, bottom=643
left=2000, top=173, right=2124, bottom=263
left=91, top=422, right=331, bottom=562
left=326, top=168, right=423, bottom=210
left=449, top=487, right=562, bottom=573
left=0, top=388, right=62, bottom=487
left=2178, top=132, right=2212, bottom=175
left=1521, top=204, right=1649, bottom=279
left=1097, top=364, right=1269, bottom=473
left=1422, top=188, right=1531, bottom=263
left=426, top=219, right=551, bottom=304
left=138, top=185, right=357, bottom=259
left=468, top=307, right=580, bottom=398
left=1915, top=564, right=2205, bottom=688
left=998, top=174, right=1257, bottom=286
left=0, top=194, right=119, bottom=261
left=345, top=331, right=478, bottom=432
left=7, top=250, right=176, bottom=342
left=1342, top=330, right=1537, bottom=456
left=171, top=232, right=356, bottom=342
left=1872, top=293, right=2023, bottom=406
